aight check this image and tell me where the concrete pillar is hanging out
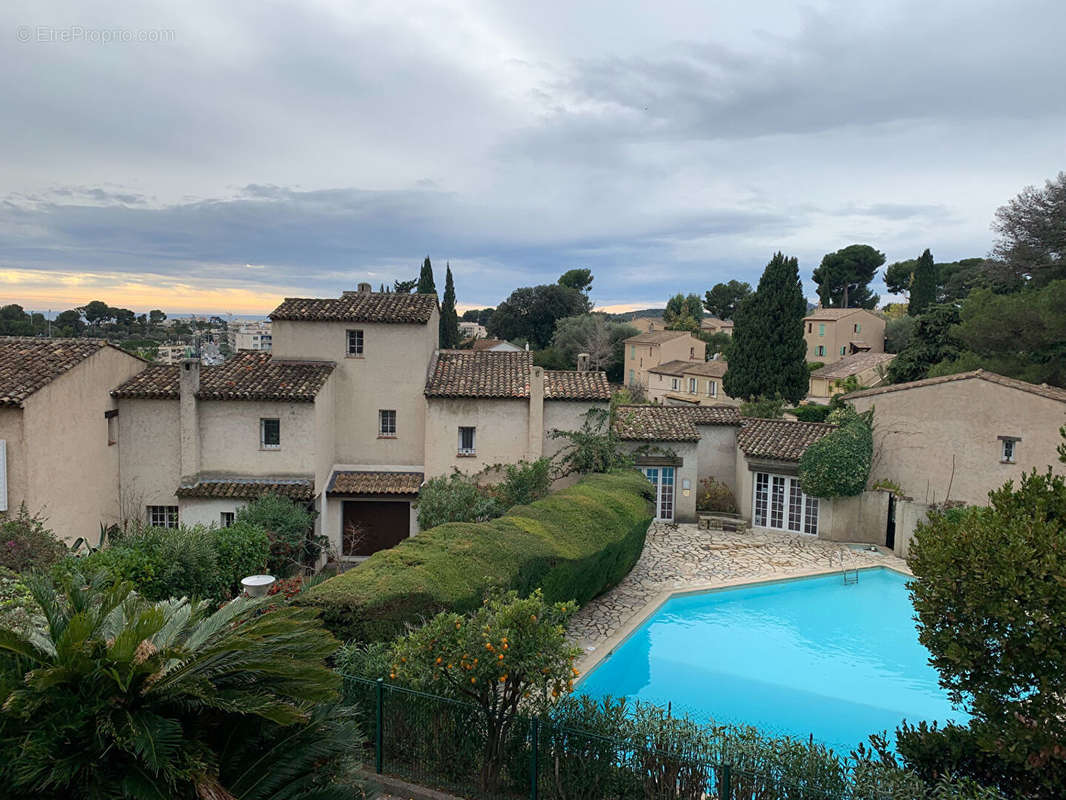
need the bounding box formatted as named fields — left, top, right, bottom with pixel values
left=528, top=366, right=544, bottom=460
left=179, top=358, right=201, bottom=481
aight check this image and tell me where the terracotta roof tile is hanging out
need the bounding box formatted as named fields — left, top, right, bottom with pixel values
left=544, top=370, right=611, bottom=401
left=737, top=417, right=837, bottom=462
left=270, top=292, right=437, bottom=324
left=811, top=351, right=894, bottom=380
left=613, top=404, right=740, bottom=441
left=0, top=337, right=120, bottom=407
left=426, top=351, right=532, bottom=398
left=844, top=368, right=1066, bottom=404
left=803, top=307, right=876, bottom=321
left=112, top=352, right=334, bottom=402
left=649, top=359, right=728, bottom=378
left=176, top=475, right=314, bottom=500
left=624, top=330, right=692, bottom=345
left=327, top=470, right=423, bottom=495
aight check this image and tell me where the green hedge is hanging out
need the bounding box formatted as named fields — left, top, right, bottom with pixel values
left=303, top=471, right=653, bottom=642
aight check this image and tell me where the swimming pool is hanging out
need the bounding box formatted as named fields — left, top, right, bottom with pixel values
left=577, top=568, right=967, bottom=753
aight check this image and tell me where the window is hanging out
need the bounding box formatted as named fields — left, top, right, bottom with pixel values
left=807, top=322, right=812, bottom=333
left=379, top=409, right=397, bottom=437
left=752, top=472, right=818, bottom=535
left=816, top=345, right=826, bottom=357
left=689, top=347, right=695, bottom=359
left=220, top=511, right=235, bottom=527
left=105, top=408, right=118, bottom=446
left=1000, top=437, right=1018, bottom=463
left=147, top=505, right=178, bottom=528
left=630, top=345, right=635, bottom=359
left=458, top=426, right=476, bottom=455
left=689, top=377, right=697, bottom=393
left=840, top=346, right=847, bottom=356
left=671, top=377, right=680, bottom=390
left=708, top=380, right=717, bottom=398
left=854, top=322, right=862, bottom=333
left=818, top=323, right=825, bottom=336
left=347, top=329, right=364, bottom=356
left=260, top=418, right=281, bottom=449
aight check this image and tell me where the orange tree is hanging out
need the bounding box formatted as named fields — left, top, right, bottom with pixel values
left=389, top=590, right=581, bottom=791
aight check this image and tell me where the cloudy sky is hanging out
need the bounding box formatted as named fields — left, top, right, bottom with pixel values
left=2, top=0, right=1064, bottom=315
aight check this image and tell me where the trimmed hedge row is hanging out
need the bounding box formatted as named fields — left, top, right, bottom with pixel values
left=302, top=470, right=653, bottom=642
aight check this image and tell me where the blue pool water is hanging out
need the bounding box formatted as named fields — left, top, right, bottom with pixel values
left=578, top=568, right=966, bottom=753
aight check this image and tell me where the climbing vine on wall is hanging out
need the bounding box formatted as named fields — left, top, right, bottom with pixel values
left=798, top=407, right=874, bottom=498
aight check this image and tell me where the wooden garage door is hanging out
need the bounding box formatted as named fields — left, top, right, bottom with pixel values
left=342, top=500, right=411, bottom=556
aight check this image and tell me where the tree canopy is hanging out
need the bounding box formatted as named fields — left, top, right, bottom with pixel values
left=990, top=171, right=1066, bottom=289
left=909, top=249, right=937, bottom=316
left=812, top=244, right=884, bottom=308
left=439, top=263, right=460, bottom=348
left=703, top=280, right=752, bottom=319
left=886, top=304, right=963, bottom=383
left=417, top=256, right=437, bottom=294
left=663, top=292, right=703, bottom=331
left=486, top=284, right=587, bottom=349
left=723, top=252, right=809, bottom=404
left=550, top=314, right=636, bottom=382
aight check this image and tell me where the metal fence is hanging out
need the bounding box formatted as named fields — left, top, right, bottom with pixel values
left=342, top=674, right=854, bottom=800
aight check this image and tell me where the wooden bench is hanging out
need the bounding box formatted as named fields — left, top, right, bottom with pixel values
left=698, top=513, right=750, bottom=532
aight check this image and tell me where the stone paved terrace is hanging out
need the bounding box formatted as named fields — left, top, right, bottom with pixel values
left=570, top=522, right=907, bottom=669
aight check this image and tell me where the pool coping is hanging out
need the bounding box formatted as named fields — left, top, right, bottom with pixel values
left=575, top=561, right=913, bottom=679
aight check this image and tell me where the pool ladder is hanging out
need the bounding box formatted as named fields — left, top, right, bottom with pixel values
left=838, top=552, right=859, bottom=585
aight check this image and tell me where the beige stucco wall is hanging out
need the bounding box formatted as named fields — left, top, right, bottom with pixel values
left=543, top=400, right=602, bottom=462
left=805, top=311, right=885, bottom=364
left=694, top=425, right=738, bottom=494
left=118, top=398, right=182, bottom=517
left=0, top=408, right=26, bottom=517
left=198, top=399, right=317, bottom=476
left=271, top=316, right=437, bottom=467
left=850, top=378, right=1066, bottom=506
left=425, top=397, right=534, bottom=478
left=16, top=347, right=145, bottom=542
left=178, top=497, right=250, bottom=528
left=818, top=491, right=889, bottom=545
left=647, top=372, right=736, bottom=407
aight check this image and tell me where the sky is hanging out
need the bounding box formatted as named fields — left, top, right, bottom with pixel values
left=2, top=0, right=1064, bottom=316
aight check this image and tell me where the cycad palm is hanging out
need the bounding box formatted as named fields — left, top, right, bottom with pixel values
left=0, top=572, right=341, bottom=800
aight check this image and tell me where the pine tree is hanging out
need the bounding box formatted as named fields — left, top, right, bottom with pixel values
left=908, top=248, right=937, bottom=316
left=723, top=252, right=809, bottom=404
left=417, top=256, right=436, bottom=294
left=439, top=263, right=460, bottom=348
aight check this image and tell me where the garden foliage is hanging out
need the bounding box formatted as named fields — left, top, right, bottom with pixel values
left=303, top=471, right=653, bottom=642
left=695, top=478, right=738, bottom=513
left=234, top=494, right=320, bottom=576
left=798, top=408, right=873, bottom=498
left=415, top=459, right=552, bottom=531
left=0, top=505, right=67, bottom=573
left=791, top=404, right=833, bottom=423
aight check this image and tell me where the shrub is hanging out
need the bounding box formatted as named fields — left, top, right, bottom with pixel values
left=550, top=407, right=633, bottom=477
left=0, top=506, right=67, bottom=573
left=905, top=468, right=1066, bottom=798
left=695, top=478, right=738, bottom=513
left=72, top=523, right=225, bottom=601
left=303, top=471, right=653, bottom=642
left=492, top=458, right=552, bottom=509
left=235, top=494, right=320, bottom=576
left=791, top=403, right=832, bottom=423
left=0, top=571, right=342, bottom=799
left=0, top=566, right=44, bottom=635
left=416, top=472, right=504, bottom=531
left=212, top=520, right=271, bottom=593
left=798, top=408, right=873, bottom=498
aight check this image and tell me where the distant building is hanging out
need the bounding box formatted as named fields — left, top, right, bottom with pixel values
left=628, top=316, right=665, bottom=334
left=458, top=321, right=487, bottom=340
left=0, top=338, right=145, bottom=543
left=156, top=344, right=191, bottom=365
left=471, top=338, right=523, bottom=352
left=646, top=358, right=735, bottom=406
left=622, top=330, right=706, bottom=390
left=228, top=321, right=272, bottom=352
left=803, top=307, right=884, bottom=364
left=808, top=352, right=894, bottom=400
left=700, top=317, right=734, bottom=336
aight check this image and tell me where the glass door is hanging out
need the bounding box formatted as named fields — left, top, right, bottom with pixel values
left=641, top=467, right=675, bottom=522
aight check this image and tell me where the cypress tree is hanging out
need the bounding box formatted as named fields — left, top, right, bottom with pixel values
left=417, top=256, right=436, bottom=294
left=439, top=263, right=460, bottom=348
left=723, top=252, right=809, bottom=404
left=908, top=248, right=937, bottom=316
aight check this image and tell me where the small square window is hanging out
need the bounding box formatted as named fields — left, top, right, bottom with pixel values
left=458, top=426, right=476, bottom=455
left=260, top=418, right=281, bottom=448
left=1001, top=438, right=1017, bottom=463
left=220, top=511, right=235, bottom=528
left=147, top=505, right=178, bottom=528
left=379, top=409, right=397, bottom=437
left=347, top=329, right=364, bottom=356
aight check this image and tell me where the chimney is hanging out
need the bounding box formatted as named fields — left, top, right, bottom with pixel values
left=527, top=365, right=544, bottom=460
left=358, top=282, right=372, bottom=293
left=179, top=358, right=201, bottom=480
left=576, top=353, right=591, bottom=371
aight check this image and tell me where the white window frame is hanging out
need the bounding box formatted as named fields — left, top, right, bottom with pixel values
left=640, top=466, right=675, bottom=522
left=458, top=426, right=476, bottom=455
left=752, top=472, right=818, bottom=535
left=260, top=418, right=281, bottom=449
left=220, top=511, right=235, bottom=528
left=379, top=409, right=397, bottom=437
left=671, top=377, right=680, bottom=390
left=347, top=329, right=364, bottom=356
left=147, top=505, right=179, bottom=528
left=688, top=377, right=697, bottom=393
left=1001, top=438, right=1017, bottom=464
left=708, top=380, right=717, bottom=398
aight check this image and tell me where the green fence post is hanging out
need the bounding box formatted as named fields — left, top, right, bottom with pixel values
left=718, top=764, right=731, bottom=800
left=529, top=718, right=540, bottom=800
left=375, top=678, right=384, bottom=775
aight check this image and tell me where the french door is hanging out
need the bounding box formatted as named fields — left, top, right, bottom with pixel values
left=641, top=467, right=675, bottom=521
left=752, top=472, right=818, bottom=535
